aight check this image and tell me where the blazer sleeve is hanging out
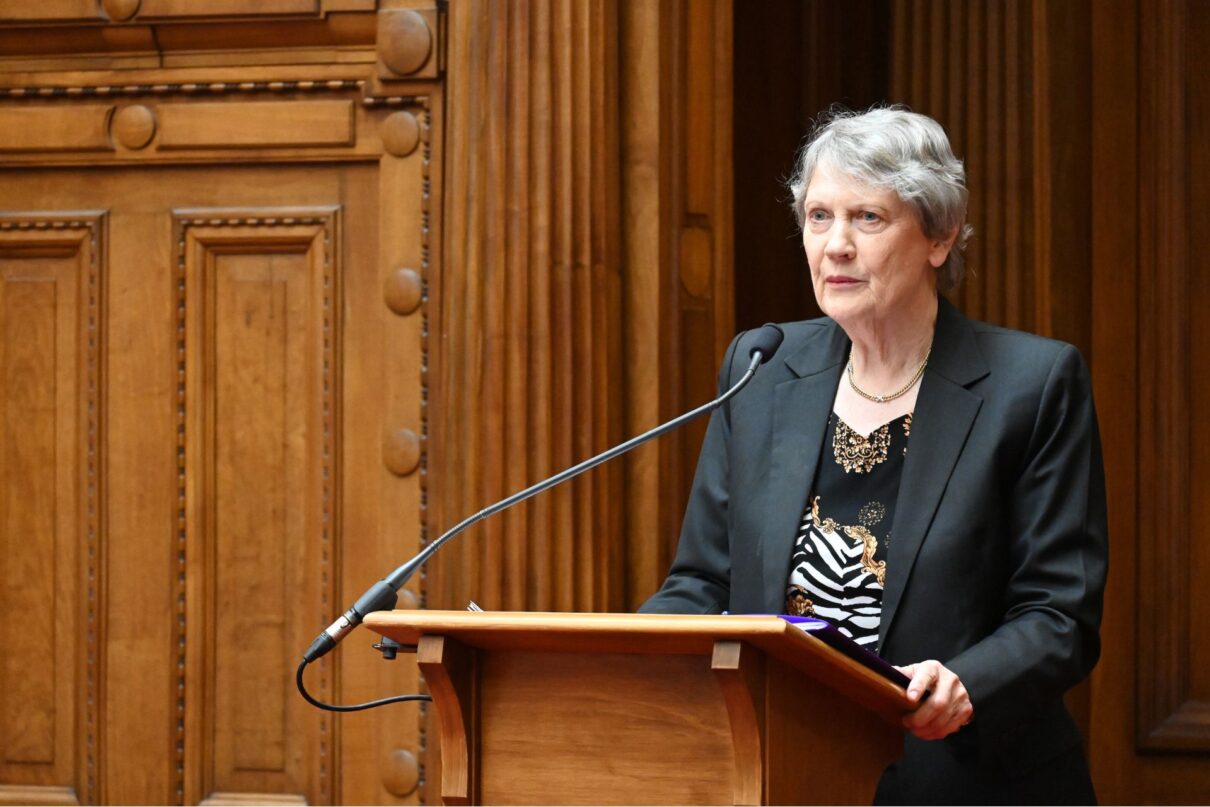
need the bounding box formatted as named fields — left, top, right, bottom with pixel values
left=638, top=333, right=744, bottom=615
left=946, top=343, right=1109, bottom=732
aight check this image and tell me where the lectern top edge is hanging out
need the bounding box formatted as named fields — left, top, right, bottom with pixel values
left=363, top=609, right=913, bottom=721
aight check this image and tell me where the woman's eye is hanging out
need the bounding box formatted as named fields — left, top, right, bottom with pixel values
left=807, top=209, right=830, bottom=223
left=858, top=211, right=881, bottom=223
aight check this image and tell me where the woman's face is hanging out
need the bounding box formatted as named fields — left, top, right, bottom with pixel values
left=802, top=164, right=952, bottom=328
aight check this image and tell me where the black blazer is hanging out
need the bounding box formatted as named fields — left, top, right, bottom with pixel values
left=641, top=298, right=1108, bottom=802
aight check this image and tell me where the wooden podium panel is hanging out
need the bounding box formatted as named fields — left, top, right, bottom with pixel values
left=364, top=611, right=911, bottom=805
left=478, top=651, right=734, bottom=804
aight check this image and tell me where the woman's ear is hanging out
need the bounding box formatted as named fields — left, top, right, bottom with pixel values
left=928, top=226, right=960, bottom=268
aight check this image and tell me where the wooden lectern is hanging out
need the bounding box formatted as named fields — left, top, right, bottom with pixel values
left=364, top=611, right=913, bottom=806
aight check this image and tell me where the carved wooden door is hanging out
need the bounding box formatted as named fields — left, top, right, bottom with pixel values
left=0, top=4, right=441, bottom=804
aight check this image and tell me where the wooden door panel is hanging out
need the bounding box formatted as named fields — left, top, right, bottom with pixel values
left=0, top=161, right=418, bottom=805
left=0, top=217, right=103, bottom=807
left=179, top=213, right=340, bottom=804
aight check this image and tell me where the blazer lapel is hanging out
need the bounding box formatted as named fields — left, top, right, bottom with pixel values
left=878, top=299, right=989, bottom=649
left=756, top=323, right=847, bottom=614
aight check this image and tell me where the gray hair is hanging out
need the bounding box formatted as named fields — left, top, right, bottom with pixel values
left=788, top=106, right=974, bottom=292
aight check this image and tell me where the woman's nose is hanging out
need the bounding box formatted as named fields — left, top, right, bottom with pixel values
left=824, top=223, right=856, bottom=260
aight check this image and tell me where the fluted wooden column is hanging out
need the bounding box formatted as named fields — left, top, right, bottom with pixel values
left=431, top=0, right=624, bottom=614
left=621, top=0, right=735, bottom=611
left=430, top=0, right=733, bottom=617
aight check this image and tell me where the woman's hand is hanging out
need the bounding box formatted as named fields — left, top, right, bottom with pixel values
left=895, top=659, right=974, bottom=740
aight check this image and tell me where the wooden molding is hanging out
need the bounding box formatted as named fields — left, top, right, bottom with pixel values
left=0, top=3, right=442, bottom=104
left=0, top=2, right=444, bottom=163
left=197, top=792, right=306, bottom=806
left=158, top=99, right=354, bottom=149
left=0, top=785, right=80, bottom=806
left=0, top=80, right=364, bottom=101
left=376, top=9, right=438, bottom=80
left=1, top=0, right=373, bottom=25
left=0, top=105, right=114, bottom=152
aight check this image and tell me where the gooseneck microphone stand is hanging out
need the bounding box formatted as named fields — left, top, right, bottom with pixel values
left=297, top=324, right=784, bottom=712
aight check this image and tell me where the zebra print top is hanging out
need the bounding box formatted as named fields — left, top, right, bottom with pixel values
left=784, top=411, right=912, bottom=651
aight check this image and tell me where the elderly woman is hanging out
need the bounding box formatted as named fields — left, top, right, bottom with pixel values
left=641, top=107, right=1107, bottom=805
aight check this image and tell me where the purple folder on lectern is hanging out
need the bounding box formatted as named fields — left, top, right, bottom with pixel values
left=778, top=614, right=911, bottom=687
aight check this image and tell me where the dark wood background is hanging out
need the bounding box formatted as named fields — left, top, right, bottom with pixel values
left=0, top=0, right=1205, bottom=804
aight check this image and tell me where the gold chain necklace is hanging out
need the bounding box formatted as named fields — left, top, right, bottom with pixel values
left=847, top=348, right=931, bottom=403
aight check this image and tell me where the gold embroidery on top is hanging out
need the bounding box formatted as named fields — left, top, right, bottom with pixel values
left=858, top=501, right=885, bottom=527
left=810, top=495, right=838, bottom=534
left=903, top=412, right=913, bottom=455
left=785, top=584, right=816, bottom=616
left=810, top=496, right=886, bottom=585
left=844, top=524, right=887, bottom=586
left=833, top=417, right=890, bottom=473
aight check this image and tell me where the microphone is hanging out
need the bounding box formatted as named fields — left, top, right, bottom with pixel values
left=301, top=323, right=785, bottom=665
left=746, top=322, right=784, bottom=364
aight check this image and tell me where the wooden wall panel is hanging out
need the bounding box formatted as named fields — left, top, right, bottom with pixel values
left=157, top=100, right=355, bottom=150
left=178, top=212, right=340, bottom=804
left=889, top=0, right=1039, bottom=334
left=618, top=0, right=676, bottom=612
left=1185, top=0, right=1210, bottom=742
left=1086, top=0, right=1140, bottom=798
left=734, top=0, right=1061, bottom=339
left=731, top=0, right=891, bottom=334
left=1029, top=0, right=1092, bottom=350
left=0, top=106, right=113, bottom=153
left=796, top=0, right=1210, bottom=799
left=884, top=0, right=1091, bottom=351
left=1088, top=0, right=1210, bottom=799
left=1135, top=0, right=1210, bottom=754
left=0, top=215, right=104, bottom=807
left=669, top=0, right=735, bottom=587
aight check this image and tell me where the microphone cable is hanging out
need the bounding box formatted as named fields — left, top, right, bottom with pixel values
left=296, top=657, right=432, bottom=713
